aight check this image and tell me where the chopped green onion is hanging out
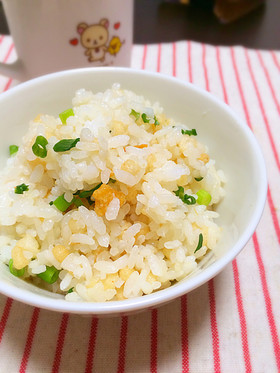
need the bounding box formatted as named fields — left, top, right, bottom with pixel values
left=174, top=186, right=196, bottom=205
left=196, top=189, right=212, bottom=206
left=67, top=287, right=74, bottom=293
left=50, top=194, right=86, bottom=210
left=174, top=186, right=184, bottom=200
left=154, top=116, right=160, bottom=126
left=183, top=194, right=196, bottom=205
left=131, top=109, right=159, bottom=126
left=51, top=194, right=73, bottom=212
left=9, top=259, right=25, bottom=277
left=15, top=183, right=29, bottom=194
left=109, top=178, right=116, bottom=183
left=141, top=113, right=150, bottom=123
left=53, top=138, right=80, bottom=152
left=195, top=177, right=203, bottom=182
left=194, top=233, right=203, bottom=253
left=37, top=265, right=60, bottom=284
left=78, top=183, right=102, bottom=198
left=181, top=128, right=197, bottom=136
left=73, top=197, right=84, bottom=207
left=9, top=145, right=19, bottom=156
left=32, top=135, right=48, bottom=158
left=59, top=108, right=74, bottom=124
left=130, top=109, right=140, bottom=121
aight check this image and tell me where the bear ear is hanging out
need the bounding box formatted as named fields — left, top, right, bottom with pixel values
left=77, top=23, right=88, bottom=35
left=100, top=18, right=109, bottom=29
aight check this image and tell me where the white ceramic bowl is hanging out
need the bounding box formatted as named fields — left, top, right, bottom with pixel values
left=0, top=67, right=267, bottom=316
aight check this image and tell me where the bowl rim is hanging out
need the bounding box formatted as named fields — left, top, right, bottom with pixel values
left=0, top=67, right=267, bottom=315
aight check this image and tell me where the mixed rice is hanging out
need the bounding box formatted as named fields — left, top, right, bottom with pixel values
left=0, top=84, right=225, bottom=302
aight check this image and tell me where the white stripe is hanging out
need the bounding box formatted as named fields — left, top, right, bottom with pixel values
left=158, top=43, right=173, bottom=76
left=187, top=285, right=213, bottom=371
left=93, top=317, right=122, bottom=371
left=0, top=302, right=33, bottom=371
left=131, top=44, right=145, bottom=70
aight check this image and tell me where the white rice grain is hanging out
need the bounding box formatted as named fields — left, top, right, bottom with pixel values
left=0, top=84, right=225, bottom=303
left=105, top=197, right=120, bottom=221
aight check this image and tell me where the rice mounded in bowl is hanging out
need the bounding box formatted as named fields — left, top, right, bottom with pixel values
left=0, top=84, right=225, bottom=302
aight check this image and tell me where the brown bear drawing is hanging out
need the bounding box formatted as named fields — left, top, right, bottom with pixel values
left=77, top=19, right=109, bottom=63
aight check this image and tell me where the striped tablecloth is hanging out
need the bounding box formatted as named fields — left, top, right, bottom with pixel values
left=0, top=35, right=280, bottom=373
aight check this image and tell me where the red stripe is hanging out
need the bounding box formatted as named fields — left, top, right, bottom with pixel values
left=187, top=41, right=192, bottom=83
left=157, top=44, right=161, bottom=73
left=230, top=47, right=253, bottom=131
left=0, top=298, right=13, bottom=344
left=1, top=43, right=14, bottom=92
left=215, top=47, right=228, bottom=104
left=84, top=317, right=99, bottom=373
left=256, top=51, right=280, bottom=117
left=52, top=313, right=69, bottom=373
left=19, top=308, right=40, bottom=373
left=3, top=79, right=13, bottom=91
left=150, top=309, right=158, bottom=373
left=271, top=51, right=280, bottom=71
left=208, top=280, right=221, bottom=373
left=267, top=186, right=280, bottom=245
left=3, top=43, right=14, bottom=63
left=117, top=316, right=128, bottom=373
left=244, top=48, right=280, bottom=171
left=0, top=35, right=4, bottom=44
left=181, top=295, right=189, bottom=373
left=202, top=44, right=209, bottom=91
left=252, top=234, right=280, bottom=370
left=216, top=46, right=252, bottom=372
left=232, top=260, right=252, bottom=373
left=172, top=43, right=176, bottom=77
left=142, top=45, right=148, bottom=70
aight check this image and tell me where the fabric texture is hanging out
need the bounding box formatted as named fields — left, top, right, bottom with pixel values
left=0, top=35, right=280, bottom=373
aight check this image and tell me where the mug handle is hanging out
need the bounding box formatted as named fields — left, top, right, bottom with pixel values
left=0, top=59, right=24, bottom=80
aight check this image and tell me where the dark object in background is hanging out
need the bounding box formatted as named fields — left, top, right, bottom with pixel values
left=165, top=0, right=264, bottom=23
left=214, top=0, right=265, bottom=23
left=167, top=0, right=215, bottom=10
left=0, top=2, right=9, bottom=34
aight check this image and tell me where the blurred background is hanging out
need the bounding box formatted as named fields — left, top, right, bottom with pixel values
left=0, top=0, right=279, bottom=49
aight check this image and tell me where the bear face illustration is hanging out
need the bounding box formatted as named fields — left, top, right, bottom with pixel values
left=77, top=19, right=109, bottom=63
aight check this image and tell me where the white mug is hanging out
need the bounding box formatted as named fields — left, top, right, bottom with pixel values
left=0, top=0, right=134, bottom=81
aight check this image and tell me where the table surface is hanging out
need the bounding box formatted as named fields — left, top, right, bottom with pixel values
left=0, top=0, right=279, bottom=50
